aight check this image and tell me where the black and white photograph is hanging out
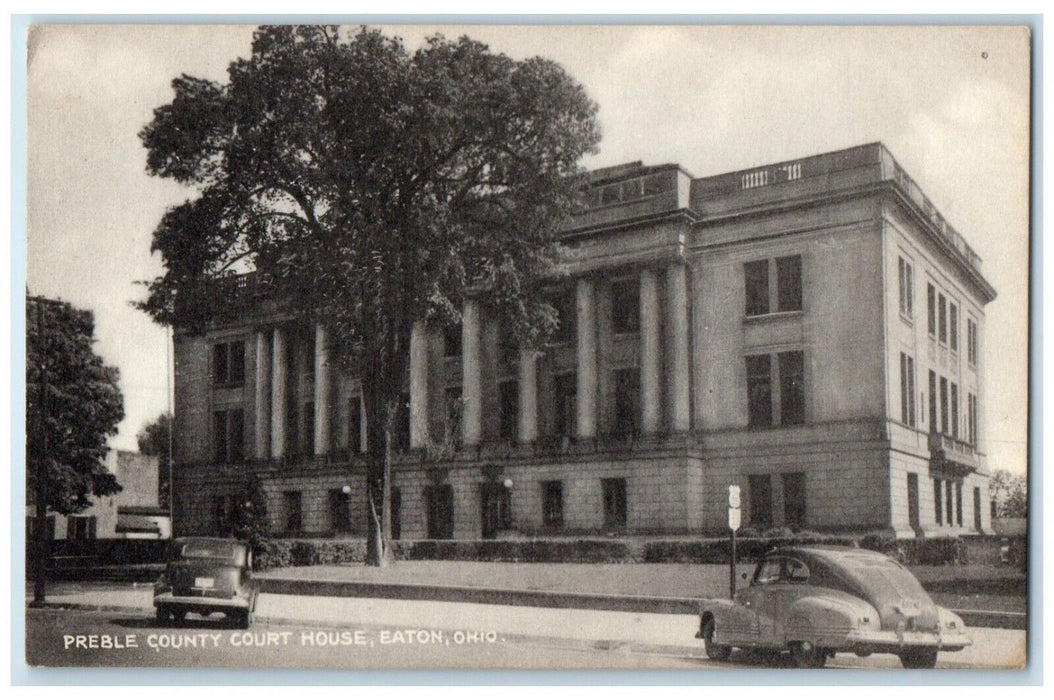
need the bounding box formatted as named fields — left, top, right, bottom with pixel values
left=20, top=21, right=1031, bottom=675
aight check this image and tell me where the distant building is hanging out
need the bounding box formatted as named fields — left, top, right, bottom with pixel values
left=171, top=142, right=995, bottom=540
left=27, top=450, right=170, bottom=540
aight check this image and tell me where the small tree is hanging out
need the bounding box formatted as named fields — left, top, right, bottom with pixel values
left=136, top=412, right=173, bottom=509
left=990, top=469, right=1027, bottom=519
left=227, top=475, right=271, bottom=557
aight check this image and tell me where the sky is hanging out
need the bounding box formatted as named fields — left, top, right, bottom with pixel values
left=23, top=23, right=1031, bottom=476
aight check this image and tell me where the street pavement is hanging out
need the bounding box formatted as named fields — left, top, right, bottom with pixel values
left=26, top=584, right=1026, bottom=670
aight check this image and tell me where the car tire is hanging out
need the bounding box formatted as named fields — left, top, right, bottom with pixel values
left=899, top=648, right=939, bottom=669
left=155, top=606, right=169, bottom=626
left=172, top=609, right=186, bottom=627
left=702, top=620, right=732, bottom=661
left=791, top=641, right=827, bottom=669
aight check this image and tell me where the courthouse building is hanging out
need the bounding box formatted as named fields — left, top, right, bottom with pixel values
left=171, top=143, right=996, bottom=540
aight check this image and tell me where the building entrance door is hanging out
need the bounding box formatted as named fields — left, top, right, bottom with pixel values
left=424, top=485, right=454, bottom=539
left=480, top=483, right=511, bottom=539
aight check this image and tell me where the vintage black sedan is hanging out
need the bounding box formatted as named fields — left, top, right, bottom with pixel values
left=697, top=546, right=971, bottom=668
left=153, top=537, right=258, bottom=628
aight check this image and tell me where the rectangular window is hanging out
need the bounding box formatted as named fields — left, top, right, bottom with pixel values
left=938, top=293, right=947, bottom=344
left=444, top=387, right=462, bottom=443
left=968, top=393, right=978, bottom=445
left=778, top=351, right=805, bottom=425
left=907, top=474, right=920, bottom=530
left=744, top=260, right=770, bottom=316
left=613, top=368, right=640, bottom=436
left=553, top=372, right=577, bottom=438
left=898, top=257, right=914, bottom=317
left=498, top=380, right=518, bottom=441
left=443, top=324, right=462, bottom=358
left=611, top=277, right=641, bottom=334
left=928, top=370, right=938, bottom=430
left=552, top=290, right=576, bottom=343
left=746, top=355, right=773, bottom=427
left=949, top=303, right=959, bottom=352
left=776, top=255, right=803, bottom=312
left=946, top=481, right=955, bottom=526
left=212, top=494, right=229, bottom=535
left=26, top=515, right=57, bottom=541
left=955, top=483, right=964, bottom=527
left=602, top=478, right=627, bottom=529
left=393, top=393, right=410, bottom=450
left=283, top=491, right=302, bottom=534
left=213, top=340, right=246, bottom=386
left=967, top=318, right=979, bottom=365
left=974, top=488, right=982, bottom=531
left=783, top=472, right=807, bottom=529
left=927, top=284, right=936, bottom=336
left=212, top=408, right=245, bottom=464
left=749, top=474, right=773, bottom=529
left=67, top=515, right=97, bottom=541
left=303, top=401, right=315, bottom=455
left=934, top=478, right=943, bottom=525
left=900, top=353, right=916, bottom=426
left=542, top=481, right=564, bottom=528
left=329, top=488, right=352, bottom=533
left=348, top=396, right=363, bottom=454
left=939, top=377, right=949, bottom=435
left=950, top=383, right=959, bottom=439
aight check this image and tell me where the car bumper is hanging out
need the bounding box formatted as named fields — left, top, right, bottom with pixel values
left=844, top=628, right=973, bottom=653
left=154, top=592, right=251, bottom=611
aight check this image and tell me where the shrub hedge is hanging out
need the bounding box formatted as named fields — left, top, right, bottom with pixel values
left=34, top=532, right=971, bottom=573
left=252, top=532, right=969, bottom=570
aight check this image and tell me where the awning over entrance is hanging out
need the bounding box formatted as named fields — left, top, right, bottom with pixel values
left=116, top=513, right=161, bottom=534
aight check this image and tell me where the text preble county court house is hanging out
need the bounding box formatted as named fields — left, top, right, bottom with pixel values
left=172, top=143, right=996, bottom=540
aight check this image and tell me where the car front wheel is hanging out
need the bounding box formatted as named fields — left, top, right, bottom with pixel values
left=899, top=648, right=939, bottom=669
left=791, top=641, right=827, bottom=668
left=702, top=620, right=732, bottom=661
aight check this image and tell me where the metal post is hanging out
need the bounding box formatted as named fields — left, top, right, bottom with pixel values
left=730, top=527, right=737, bottom=599
left=31, top=298, right=50, bottom=607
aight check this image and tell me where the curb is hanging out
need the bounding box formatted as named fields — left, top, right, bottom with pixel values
left=257, top=577, right=697, bottom=614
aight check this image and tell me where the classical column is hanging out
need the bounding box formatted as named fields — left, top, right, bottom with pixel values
left=639, top=268, right=662, bottom=434
left=254, top=329, right=272, bottom=459
left=270, top=325, right=287, bottom=458
left=409, top=320, right=430, bottom=448
left=576, top=277, right=598, bottom=439
left=313, top=323, right=330, bottom=455
left=518, top=349, right=538, bottom=443
left=461, top=299, right=482, bottom=446
left=667, top=262, right=691, bottom=432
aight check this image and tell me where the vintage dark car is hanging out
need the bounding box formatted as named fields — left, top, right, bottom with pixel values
left=697, top=546, right=971, bottom=668
left=153, top=537, right=258, bottom=628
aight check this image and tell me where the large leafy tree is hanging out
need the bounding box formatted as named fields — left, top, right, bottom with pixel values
left=136, top=412, right=172, bottom=508
left=26, top=296, right=125, bottom=514
left=137, top=26, right=600, bottom=565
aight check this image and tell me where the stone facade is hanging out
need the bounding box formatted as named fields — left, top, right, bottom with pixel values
left=171, top=143, right=996, bottom=540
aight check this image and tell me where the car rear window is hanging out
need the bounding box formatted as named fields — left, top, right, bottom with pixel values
left=835, top=554, right=928, bottom=599
left=179, top=542, right=240, bottom=562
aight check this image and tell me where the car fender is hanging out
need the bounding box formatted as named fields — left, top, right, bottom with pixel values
left=698, top=598, right=757, bottom=644
left=783, top=594, right=877, bottom=648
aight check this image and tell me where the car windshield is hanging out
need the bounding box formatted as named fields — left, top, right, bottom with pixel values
left=177, top=542, right=244, bottom=564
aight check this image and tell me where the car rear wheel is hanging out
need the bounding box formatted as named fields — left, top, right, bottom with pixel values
left=899, top=648, right=939, bottom=669
left=791, top=641, right=827, bottom=669
left=171, top=609, right=186, bottom=627
left=702, top=620, right=732, bottom=661
left=155, top=606, right=170, bottom=625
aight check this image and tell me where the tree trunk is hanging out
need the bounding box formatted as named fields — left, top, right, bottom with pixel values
left=363, top=387, right=395, bottom=567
